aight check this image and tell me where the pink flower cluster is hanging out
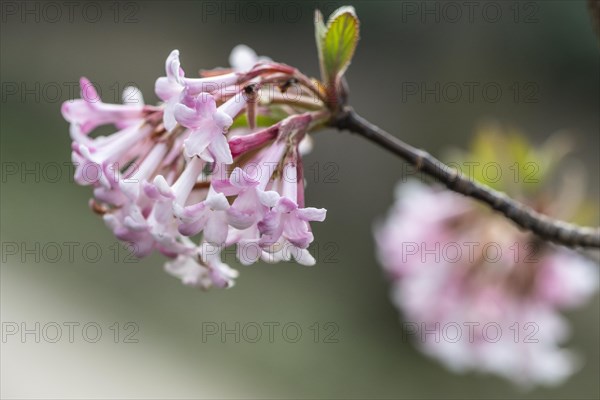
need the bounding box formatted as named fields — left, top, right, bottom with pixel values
left=62, top=45, right=327, bottom=289
left=376, top=181, right=599, bottom=387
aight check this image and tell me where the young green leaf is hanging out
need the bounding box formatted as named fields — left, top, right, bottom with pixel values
left=314, top=9, right=327, bottom=82
left=322, top=6, right=360, bottom=85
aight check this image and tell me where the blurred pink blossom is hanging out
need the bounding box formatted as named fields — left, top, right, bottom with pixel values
left=376, top=181, right=598, bottom=387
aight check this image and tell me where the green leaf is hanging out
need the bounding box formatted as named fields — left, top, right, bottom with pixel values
left=314, top=9, right=327, bottom=82
left=316, top=6, right=360, bottom=86
left=229, top=108, right=287, bottom=130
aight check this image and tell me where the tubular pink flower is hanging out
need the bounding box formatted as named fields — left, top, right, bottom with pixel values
left=258, top=156, right=326, bottom=250
left=62, top=77, right=145, bottom=135
left=164, top=254, right=214, bottom=289
left=155, top=50, right=240, bottom=131
left=207, top=166, right=278, bottom=266
left=226, top=226, right=264, bottom=266
left=175, top=92, right=247, bottom=164
left=174, top=188, right=230, bottom=245
left=164, top=250, right=238, bottom=289
left=200, top=242, right=239, bottom=288
left=224, top=167, right=279, bottom=230
left=94, top=141, right=168, bottom=207
left=229, top=44, right=271, bottom=72
left=228, top=124, right=279, bottom=158
left=72, top=123, right=154, bottom=187
left=104, top=157, right=204, bottom=258
left=260, top=239, right=317, bottom=266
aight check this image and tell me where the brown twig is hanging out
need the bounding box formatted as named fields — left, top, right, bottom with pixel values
left=332, top=107, right=600, bottom=249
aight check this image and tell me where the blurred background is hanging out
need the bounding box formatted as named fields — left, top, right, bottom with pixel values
left=1, top=1, right=599, bottom=398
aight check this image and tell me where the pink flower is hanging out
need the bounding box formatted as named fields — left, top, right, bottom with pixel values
left=62, top=77, right=146, bottom=135
left=229, top=44, right=270, bottom=72
left=376, top=181, right=599, bottom=387
left=71, top=119, right=153, bottom=188
left=222, top=167, right=278, bottom=230
left=258, top=160, right=326, bottom=251
left=174, top=92, right=247, bottom=164
left=164, top=251, right=238, bottom=289
left=259, top=198, right=325, bottom=248
left=99, top=142, right=171, bottom=256
left=260, top=238, right=319, bottom=266
left=200, top=242, right=240, bottom=288
left=174, top=188, right=230, bottom=245
left=164, top=254, right=214, bottom=289
left=228, top=124, right=279, bottom=158
left=155, top=50, right=239, bottom=131
left=64, top=45, right=329, bottom=290
left=64, top=79, right=155, bottom=189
